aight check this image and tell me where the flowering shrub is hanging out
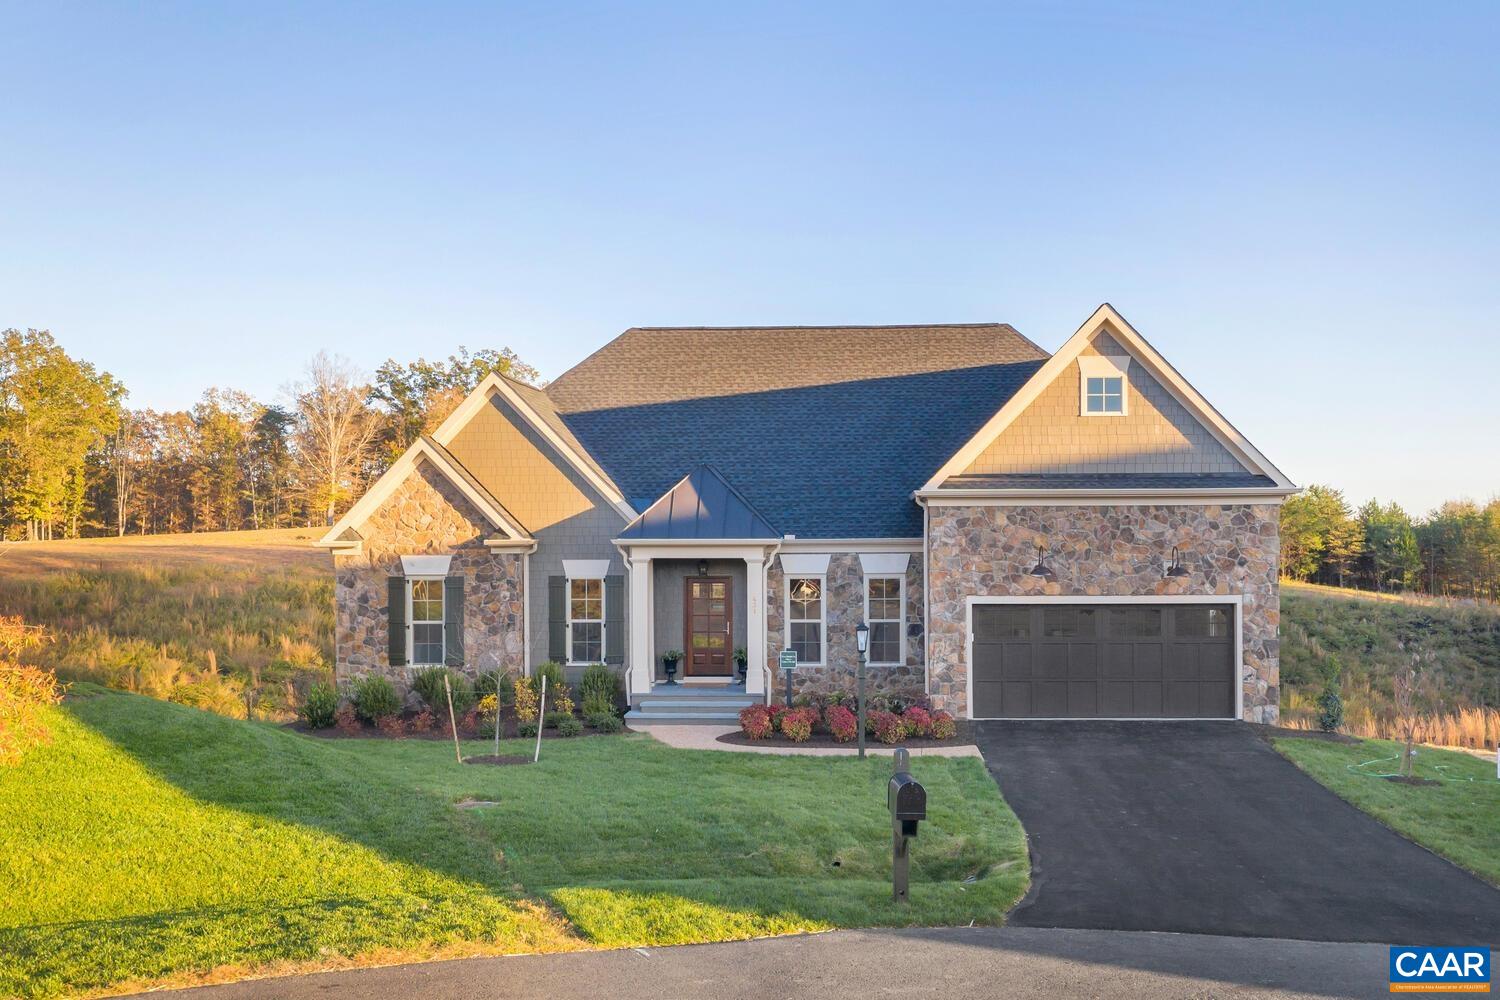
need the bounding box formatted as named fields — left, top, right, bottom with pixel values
left=375, top=714, right=407, bottom=738
left=903, top=706, right=932, bottom=738
left=870, top=710, right=906, bottom=744
left=739, top=704, right=773, bottom=739
left=824, top=704, right=857, bottom=742
left=513, top=679, right=540, bottom=723
left=409, top=709, right=435, bottom=733
left=333, top=703, right=361, bottom=734
left=930, top=710, right=956, bottom=740
left=780, top=707, right=816, bottom=742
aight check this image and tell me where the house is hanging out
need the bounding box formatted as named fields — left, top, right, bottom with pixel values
left=318, top=304, right=1294, bottom=723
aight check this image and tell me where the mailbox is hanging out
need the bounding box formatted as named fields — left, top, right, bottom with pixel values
left=888, top=772, right=927, bottom=830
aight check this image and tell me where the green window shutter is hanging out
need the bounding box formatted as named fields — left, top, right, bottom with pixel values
left=548, top=575, right=567, bottom=663
left=604, top=574, right=625, bottom=664
left=443, top=574, right=465, bottom=667
left=387, top=576, right=407, bottom=667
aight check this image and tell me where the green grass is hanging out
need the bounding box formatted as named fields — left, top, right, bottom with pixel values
left=1, top=686, right=1027, bottom=998
left=1274, top=736, right=1500, bottom=886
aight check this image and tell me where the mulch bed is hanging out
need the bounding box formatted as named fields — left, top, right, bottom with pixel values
left=286, top=720, right=618, bottom=741
left=1251, top=724, right=1361, bottom=745
left=716, top=720, right=975, bottom=750
left=461, top=755, right=532, bottom=767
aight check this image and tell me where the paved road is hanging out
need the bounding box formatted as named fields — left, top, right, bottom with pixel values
left=974, top=721, right=1500, bottom=944
left=145, top=927, right=1397, bottom=1000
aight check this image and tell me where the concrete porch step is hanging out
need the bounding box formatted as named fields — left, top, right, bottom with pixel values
left=638, top=698, right=756, bottom=711
left=625, top=710, right=743, bottom=725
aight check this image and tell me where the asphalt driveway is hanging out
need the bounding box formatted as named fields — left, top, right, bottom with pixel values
left=973, top=721, right=1500, bottom=945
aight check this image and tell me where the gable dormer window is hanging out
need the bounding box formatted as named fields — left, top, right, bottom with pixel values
left=1078, top=355, right=1131, bottom=416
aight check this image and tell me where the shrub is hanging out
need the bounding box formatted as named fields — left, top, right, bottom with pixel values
left=825, top=704, right=857, bottom=742
left=476, top=693, right=499, bottom=723
left=767, top=703, right=788, bottom=731
left=903, top=706, right=932, bottom=738
left=531, top=661, right=566, bottom=696
left=551, top=690, right=576, bottom=716
left=300, top=681, right=338, bottom=729
left=930, top=711, right=956, bottom=740
left=475, top=671, right=516, bottom=706
left=460, top=707, right=483, bottom=735
left=780, top=707, right=816, bottom=742
left=1317, top=684, right=1345, bottom=733
left=871, top=710, right=906, bottom=744
left=410, top=667, right=475, bottom=715
left=376, top=714, right=407, bottom=738
left=333, top=702, right=361, bottom=734
left=352, top=675, right=400, bottom=722
left=517, top=719, right=540, bottom=738
left=587, top=711, right=622, bottom=733
left=578, top=663, right=620, bottom=711
left=544, top=710, right=574, bottom=729
left=739, top=704, right=773, bottom=739
left=556, top=716, right=583, bottom=737
left=824, top=690, right=852, bottom=709
left=514, top=678, right=539, bottom=723
left=409, top=709, right=435, bottom=733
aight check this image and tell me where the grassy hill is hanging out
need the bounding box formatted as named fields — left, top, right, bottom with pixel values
left=1, top=687, right=1026, bottom=998
left=0, top=529, right=332, bottom=720
left=1281, top=580, right=1500, bottom=744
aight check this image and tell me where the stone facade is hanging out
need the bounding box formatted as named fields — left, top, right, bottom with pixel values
left=334, top=460, right=525, bottom=690
left=926, top=503, right=1280, bottom=722
left=765, top=552, right=926, bottom=702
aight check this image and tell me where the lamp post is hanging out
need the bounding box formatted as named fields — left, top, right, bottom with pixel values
left=855, top=621, right=869, bottom=759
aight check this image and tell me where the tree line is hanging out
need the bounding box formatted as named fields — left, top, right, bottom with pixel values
left=1281, top=484, right=1500, bottom=600
left=0, top=328, right=538, bottom=540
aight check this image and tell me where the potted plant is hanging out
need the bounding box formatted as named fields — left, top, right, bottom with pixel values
left=662, top=649, right=683, bottom=685
left=734, top=646, right=748, bottom=682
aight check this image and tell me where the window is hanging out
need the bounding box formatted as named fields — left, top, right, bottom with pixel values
left=567, top=577, right=604, bottom=664
left=865, top=576, right=903, bottom=665
left=410, top=578, right=445, bottom=665
left=1085, top=375, right=1124, bottom=413
left=1176, top=606, right=1230, bottom=638
left=787, top=576, right=824, bottom=664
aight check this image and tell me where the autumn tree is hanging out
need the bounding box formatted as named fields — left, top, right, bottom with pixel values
left=369, top=347, right=540, bottom=459
left=291, top=353, right=379, bottom=525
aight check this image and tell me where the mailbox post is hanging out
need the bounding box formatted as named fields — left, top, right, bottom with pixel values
left=887, top=748, right=926, bottom=903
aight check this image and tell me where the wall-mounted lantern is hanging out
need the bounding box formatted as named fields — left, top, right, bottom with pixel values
left=1165, top=546, right=1190, bottom=579
left=1030, top=544, right=1050, bottom=577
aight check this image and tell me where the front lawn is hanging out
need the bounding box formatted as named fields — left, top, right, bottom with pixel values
left=1, top=687, right=1027, bottom=997
left=1274, top=737, right=1500, bottom=885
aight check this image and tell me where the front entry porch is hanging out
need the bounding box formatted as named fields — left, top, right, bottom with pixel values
left=622, top=681, right=759, bottom=726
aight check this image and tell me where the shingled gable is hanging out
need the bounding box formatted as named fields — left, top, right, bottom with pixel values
left=919, top=304, right=1297, bottom=495
left=315, top=435, right=533, bottom=550
left=617, top=464, right=780, bottom=541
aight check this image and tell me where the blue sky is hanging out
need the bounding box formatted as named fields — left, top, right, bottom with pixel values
left=3, top=2, right=1496, bottom=515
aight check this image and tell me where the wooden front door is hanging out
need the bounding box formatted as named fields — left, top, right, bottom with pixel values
left=684, top=576, right=733, bottom=676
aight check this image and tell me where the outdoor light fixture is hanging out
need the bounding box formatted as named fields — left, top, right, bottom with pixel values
left=855, top=621, right=869, bottom=655
left=697, top=560, right=709, bottom=577
left=1165, top=546, right=1190, bottom=579
left=1030, top=544, right=1049, bottom=576
left=855, top=622, right=870, bottom=758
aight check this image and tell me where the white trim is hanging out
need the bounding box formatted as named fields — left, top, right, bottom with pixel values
left=779, top=537, right=922, bottom=552
left=430, top=373, right=637, bottom=522
left=917, top=489, right=1294, bottom=506
left=1077, top=354, right=1130, bottom=417
left=316, top=437, right=531, bottom=548
left=563, top=559, right=612, bottom=580
left=784, top=573, right=828, bottom=667
left=863, top=573, right=905, bottom=667
left=921, top=304, right=1296, bottom=491
left=779, top=552, right=831, bottom=576
left=962, top=594, right=1245, bottom=722
left=857, top=552, right=910, bottom=575
left=399, top=554, right=453, bottom=577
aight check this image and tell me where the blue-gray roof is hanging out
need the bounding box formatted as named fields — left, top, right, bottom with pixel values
left=617, top=465, right=779, bottom=540
left=545, top=324, right=1049, bottom=538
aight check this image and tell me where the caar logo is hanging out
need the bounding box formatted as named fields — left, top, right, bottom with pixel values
left=1390, top=947, right=1491, bottom=992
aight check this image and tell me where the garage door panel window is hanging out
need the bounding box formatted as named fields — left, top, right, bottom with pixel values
left=975, top=605, right=1030, bottom=640
left=1043, top=607, right=1096, bottom=637
left=1109, top=607, right=1162, bottom=638
left=1175, top=607, right=1230, bottom=638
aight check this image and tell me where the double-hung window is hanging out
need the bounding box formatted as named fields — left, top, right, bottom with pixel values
left=865, top=576, right=904, bottom=665
left=568, top=577, right=604, bottom=664
left=787, top=576, right=825, bottom=665
left=409, top=578, right=446, bottom=665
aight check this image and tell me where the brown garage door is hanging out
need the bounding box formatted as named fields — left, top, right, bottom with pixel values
left=971, top=603, right=1236, bottom=719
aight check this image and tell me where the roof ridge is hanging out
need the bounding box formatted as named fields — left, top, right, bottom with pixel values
left=621, top=322, right=1018, bottom=332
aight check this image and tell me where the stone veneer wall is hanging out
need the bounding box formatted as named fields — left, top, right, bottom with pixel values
left=926, top=503, right=1280, bottom=723
left=765, top=552, right=925, bottom=701
left=335, top=460, right=525, bottom=689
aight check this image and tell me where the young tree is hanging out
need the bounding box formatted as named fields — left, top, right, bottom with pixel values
left=1391, top=645, right=1441, bottom=779
left=291, top=353, right=379, bottom=525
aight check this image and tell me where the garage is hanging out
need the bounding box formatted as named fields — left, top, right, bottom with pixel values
left=970, top=601, right=1238, bottom=719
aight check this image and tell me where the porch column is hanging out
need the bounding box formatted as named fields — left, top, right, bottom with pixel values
left=745, top=554, right=766, bottom=698
left=628, top=554, right=652, bottom=696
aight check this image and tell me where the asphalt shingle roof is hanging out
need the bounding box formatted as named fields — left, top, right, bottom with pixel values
left=543, top=324, right=1049, bottom=538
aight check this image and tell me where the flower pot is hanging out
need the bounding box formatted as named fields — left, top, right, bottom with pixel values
left=735, top=658, right=748, bottom=682
left=663, top=658, right=679, bottom=685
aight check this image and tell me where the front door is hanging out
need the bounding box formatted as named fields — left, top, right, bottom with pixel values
left=684, top=576, right=733, bottom=676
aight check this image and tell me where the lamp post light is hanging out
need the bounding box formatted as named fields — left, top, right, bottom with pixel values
left=855, top=621, right=870, bottom=760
